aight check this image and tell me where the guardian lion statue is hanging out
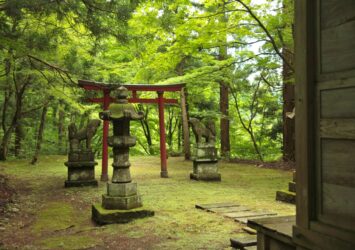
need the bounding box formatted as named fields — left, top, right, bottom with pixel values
left=189, top=118, right=216, bottom=144
left=68, top=119, right=101, bottom=152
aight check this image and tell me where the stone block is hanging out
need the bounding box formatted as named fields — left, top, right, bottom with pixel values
left=67, top=167, right=95, bottom=182
left=190, top=172, right=221, bottom=181
left=275, top=190, right=296, bottom=204
left=92, top=204, right=154, bottom=225
left=107, top=182, right=138, bottom=197
left=102, top=194, right=142, bottom=210
left=193, top=161, right=219, bottom=174
left=108, top=136, right=136, bottom=147
left=288, top=182, right=296, bottom=193
left=191, top=160, right=221, bottom=181
left=65, top=179, right=98, bottom=188
left=194, top=145, right=218, bottom=160
left=68, top=151, right=95, bottom=162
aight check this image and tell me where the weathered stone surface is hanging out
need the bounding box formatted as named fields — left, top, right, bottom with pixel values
left=190, top=172, right=221, bottom=181
left=288, top=182, right=296, bottom=193
left=194, top=145, right=218, bottom=160
left=68, top=151, right=95, bottom=162
left=65, top=160, right=97, bottom=188
left=111, top=166, right=131, bottom=183
left=93, top=86, right=154, bottom=223
left=92, top=204, right=154, bottom=225
left=65, top=179, right=98, bottom=188
left=276, top=190, right=296, bottom=204
left=65, top=119, right=100, bottom=188
left=107, top=182, right=138, bottom=197
left=191, top=160, right=221, bottom=181
left=102, top=194, right=142, bottom=210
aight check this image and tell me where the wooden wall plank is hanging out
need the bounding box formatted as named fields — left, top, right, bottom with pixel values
left=321, top=0, right=355, bottom=29
left=320, top=119, right=355, bottom=139
left=322, top=183, right=355, bottom=218
left=321, top=88, right=355, bottom=118
left=321, top=20, right=355, bottom=73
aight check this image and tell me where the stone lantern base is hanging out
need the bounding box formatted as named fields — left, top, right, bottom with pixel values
left=64, top=151, right=98, bottom=187
left=92, top=204, right=154, bottom=225
left=92, top=182, right=154, bottom=224
left=190, top=144, right=221, bottom=181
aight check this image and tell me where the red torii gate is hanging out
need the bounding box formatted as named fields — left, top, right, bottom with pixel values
left=78, top=80, right=185, bottom=180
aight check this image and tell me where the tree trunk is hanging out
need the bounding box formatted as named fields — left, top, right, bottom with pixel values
left=180, top=87, right=190, bottom=160
left=14, top=123, right=24, bottom=157
left=282, top=46, right=295, bottom=162
left=218, top=2, right=230, bottom=159
left=219, top=83, right=230, bottom=158
left=31, top=101, right=49, bottom=165
left=0, top=79, right=29, bottom=161
left=58, top=101, right=65, bottom=154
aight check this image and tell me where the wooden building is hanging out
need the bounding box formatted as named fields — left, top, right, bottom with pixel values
left=247, top=1, right=355, bottom=249
left=293, top=0, right=355, bottom=249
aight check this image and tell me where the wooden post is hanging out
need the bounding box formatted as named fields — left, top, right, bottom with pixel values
left=157, top=91, right=168, bottom=178
left=101, top=89, right=110, bottom=181
left=180, top=87, right=190, bottom=160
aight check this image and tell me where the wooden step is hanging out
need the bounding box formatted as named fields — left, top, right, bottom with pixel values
left=288, top=181, right=296, bottom=192
left=276, top=190, right=296, bottom=204
left=230, top=235, right=257, bottom=249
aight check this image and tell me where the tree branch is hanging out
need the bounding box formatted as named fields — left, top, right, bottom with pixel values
left=235, top=0, right=294, bottom=72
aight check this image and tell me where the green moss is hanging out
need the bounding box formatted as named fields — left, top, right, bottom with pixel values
left=40, top=235, right=99, bottom=249
left=32, top=202, right=79, bottom=235
left=2, top=155, right=295, bottom=249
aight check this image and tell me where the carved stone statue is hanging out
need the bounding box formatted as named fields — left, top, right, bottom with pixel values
left=68, top=119, right=101, bottom=152
left=189, top=117, right=221, bottom=181
left=189, top=118, right=216, bottom=144
left=64, top=119, right=100, bottom=188
left=92, top=86, right=154, bottom=224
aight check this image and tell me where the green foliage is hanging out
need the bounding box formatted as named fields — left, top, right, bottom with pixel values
left=0, top=0, right=293, bottom=161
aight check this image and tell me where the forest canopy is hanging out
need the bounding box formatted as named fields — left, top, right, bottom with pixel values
left=0, top=0, right=294, bottom=163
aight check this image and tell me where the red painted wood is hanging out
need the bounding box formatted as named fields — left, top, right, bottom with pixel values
left=128, top=97, right=178, bottom=104
left=78, top=80, right=185, bottom=178
left=101, top=89, right=110, bottom=181
left=157, top=91, right=168, bottom=178
left=88, top=97, right=178, bottom=104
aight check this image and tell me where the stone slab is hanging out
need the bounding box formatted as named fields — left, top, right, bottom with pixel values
left=195, top=203, right=240, bottom=210
left=208, top=206, right=249, bottom=213
left=92, top=203, right=154, bottom=225
left=102, top=194, right=142, bottom=210
left=275, top=190, right=296, bottom=204
left=64, top=180, right=98, bottom=188
left=190, top=173, right=221, bottom=181
left=107, top=182, right=137, bottom=197
left=223, top=210, right=277, bottom=219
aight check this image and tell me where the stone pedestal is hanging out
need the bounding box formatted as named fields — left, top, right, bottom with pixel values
left=65, top=151, right=98, bottom=187
left=190, top=144, right=221, bottom=181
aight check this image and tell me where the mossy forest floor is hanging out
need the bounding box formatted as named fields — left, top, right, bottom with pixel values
left=0, top=156, right=295, bottom=249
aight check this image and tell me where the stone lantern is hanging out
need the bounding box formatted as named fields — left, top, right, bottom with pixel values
left=92, top=86, right=154, bottom=224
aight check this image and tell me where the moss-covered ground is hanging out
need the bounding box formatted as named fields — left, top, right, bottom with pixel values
left=0, top=155, right=295, bottom=249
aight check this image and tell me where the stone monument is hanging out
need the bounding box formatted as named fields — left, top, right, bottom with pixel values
left=92, top=86, right=154, bottom=224
left=189, top=118, right=221, bottom=181
left=65, top=119, right=100, bottom=187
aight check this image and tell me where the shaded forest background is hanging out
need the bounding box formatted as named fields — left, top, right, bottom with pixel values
left=0, top=0, right=294, bottom=163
